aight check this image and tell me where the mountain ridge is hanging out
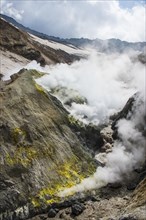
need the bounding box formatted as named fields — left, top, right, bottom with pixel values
left=1, top=13, right=146, bottom=53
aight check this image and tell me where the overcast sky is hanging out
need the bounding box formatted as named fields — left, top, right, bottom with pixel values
left=1, top=0, right=146, bottom=42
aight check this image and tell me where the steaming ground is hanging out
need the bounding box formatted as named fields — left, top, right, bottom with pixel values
left=34, top=51, right=145, bottom=196
left=58, top=93, right=146, bottom=197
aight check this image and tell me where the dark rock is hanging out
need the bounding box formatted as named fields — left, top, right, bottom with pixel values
left=8, top=165, right=29, bottom=177
left=12, top=211, right=20, bottom=220
left=64, top=96, right=87, bottom=107
left=39, top=214, right=48, bottom=220
left=10, top=69, right=27, bottom=83
left=53, top=199, right=75, bottom=209
left=70, top=121, right=105, bottom=152
left=71, top=202, right=85, bottom=216
left=127, top=170, right=146, bottom=191
left=23, top=48, right=41, bottom=60
left=0, top=179, right=15, bottom=190
left=127, top=182, right=137, bottom=190
left=94, top=159, right=105, bottom=167
left=65, top=210, right=70, bottom=215
left=0, top=188, right=27, bottom=213
left=139, top=170, right=146, bottom=182
left=0, top=73, right=3, bottom=80
left=108, top=182, right=122, bottom=189
left=48, top=208, right=57, bottom=218
left=0, top=123, right=12, bottom=143
left=4, top=179, right=15, bottom=187
left=138, top=53, right=146, bottom=64
left=119, top=216, right=137, bottom=220
left=11, top=73, right=20, bottom=82
left=85, top=195, right=98, bottom=202
left=28, top=203, right=39, bottom=218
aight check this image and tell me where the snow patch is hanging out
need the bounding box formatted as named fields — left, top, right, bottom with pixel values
left=29, top=34, right=90, bottom=56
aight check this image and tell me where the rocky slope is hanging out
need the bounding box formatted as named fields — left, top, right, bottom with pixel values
left=0, top=69, right=96, bottom=219
left=0, top=18, right=80, bottom=68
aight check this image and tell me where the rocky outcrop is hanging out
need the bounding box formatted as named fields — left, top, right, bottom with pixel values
left=0, top=69, right=96, bottom=219
left=111, top=93, right=138, bottom=139
left=130, top=177, right=146, bottom=208
left=68, top=116, right=104, bottom=153
left=138, top=53, right=146, bottom=64
left=117, top=177, right=146, bottom=220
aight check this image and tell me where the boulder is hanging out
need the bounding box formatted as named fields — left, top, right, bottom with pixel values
left=119, top=215, right=137, bottom=220
left=71, top=202, right=85, bottom=216
left=48, top=208, right=57, bottom=218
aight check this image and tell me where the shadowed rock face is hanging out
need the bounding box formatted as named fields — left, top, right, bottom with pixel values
left=0, top=69, right=96, bottom=218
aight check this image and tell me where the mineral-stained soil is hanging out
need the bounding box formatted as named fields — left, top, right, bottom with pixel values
left=0, top=69, right=96, bottom=219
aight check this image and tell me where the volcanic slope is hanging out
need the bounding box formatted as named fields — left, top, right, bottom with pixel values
left=0, top=69, right=96, bottom=218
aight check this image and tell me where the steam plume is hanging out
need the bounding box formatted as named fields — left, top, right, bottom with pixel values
left=36, top=51, right=145, bottom=125
left=59, top=92, right=145, bottom=196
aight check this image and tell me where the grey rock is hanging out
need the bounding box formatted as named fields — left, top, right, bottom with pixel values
left=119, top=216, right=137, bottom=220
left=48, top=208, right=57, bottom=218
left=71, top=202, right=85, bottom=216
left=112, top=93, right=138, bottom=140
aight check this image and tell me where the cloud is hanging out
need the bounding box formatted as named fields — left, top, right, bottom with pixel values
left=1, top=0, right=24, bottom=20
left=1, top=0, right=145, bottom=42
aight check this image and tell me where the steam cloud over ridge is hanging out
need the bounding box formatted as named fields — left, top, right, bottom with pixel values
left=35, top=51, right=145, bottom=125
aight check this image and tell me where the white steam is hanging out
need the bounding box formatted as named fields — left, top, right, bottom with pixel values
left=58, top=93, right=146, bottom=197
left=36, top=51, right=145, bottom=125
